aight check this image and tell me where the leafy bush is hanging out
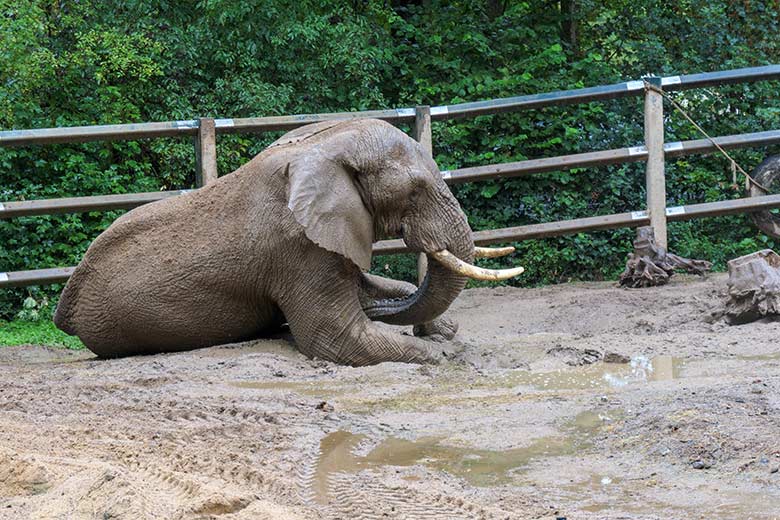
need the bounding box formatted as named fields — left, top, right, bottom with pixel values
left=1, top=0, right=780, bottom=318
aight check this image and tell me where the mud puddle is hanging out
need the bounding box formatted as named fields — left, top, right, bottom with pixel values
left=3, top=275, right=780, bottom=519
left=494, top=355, right=682, bottom=392
left=314, top=409, right=615, bottom=503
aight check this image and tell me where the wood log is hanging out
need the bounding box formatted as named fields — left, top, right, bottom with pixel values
left=619, top=226, right=711, bottom=288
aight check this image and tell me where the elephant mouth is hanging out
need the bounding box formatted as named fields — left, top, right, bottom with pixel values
left=363, top=246, right=523, bottom=324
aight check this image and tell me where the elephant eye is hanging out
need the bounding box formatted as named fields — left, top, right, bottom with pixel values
left=408, top=186, right=423, bottom=205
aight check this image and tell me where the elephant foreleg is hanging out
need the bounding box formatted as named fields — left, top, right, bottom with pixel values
left=358, top=273, right=458, bottom=341
left=278, top=274, right=441, bottom=366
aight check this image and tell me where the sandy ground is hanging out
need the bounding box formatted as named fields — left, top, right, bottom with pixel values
left=1, top=273, right=779, bottom=519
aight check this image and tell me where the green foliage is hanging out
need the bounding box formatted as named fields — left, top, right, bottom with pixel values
left=0, top=320, right=84, bottom=349
left=2, top=0, right=780, bottom=318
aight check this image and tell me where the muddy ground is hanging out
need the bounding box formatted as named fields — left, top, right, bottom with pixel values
left=1, top=273, right=779, bottom=519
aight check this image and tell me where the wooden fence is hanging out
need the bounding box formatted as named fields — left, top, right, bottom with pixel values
left=2, top=64, right=780, bottom=288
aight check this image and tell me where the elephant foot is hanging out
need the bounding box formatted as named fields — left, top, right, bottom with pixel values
left=413, top=315, right=458, bottom=342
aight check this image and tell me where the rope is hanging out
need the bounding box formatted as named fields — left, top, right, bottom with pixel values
left=643, top=80, right=772, bottom=194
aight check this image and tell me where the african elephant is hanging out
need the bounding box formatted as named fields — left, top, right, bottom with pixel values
left=54, top=119, right=523, bottom=365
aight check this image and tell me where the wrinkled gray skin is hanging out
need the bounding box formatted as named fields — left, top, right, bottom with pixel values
left=54, top=119, right=474, bottom=366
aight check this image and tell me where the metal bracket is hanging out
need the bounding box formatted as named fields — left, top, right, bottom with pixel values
left=666, top=206, right=685, bottom=216
left=628, top=146, right=647, bottom=156
left=175, top=120, right=198, bottom=128
left=625, top=80, right=644, bottom=91
left=662, top=76, right=682, bottom=86
left=664, top=141, right=684, bottom=152
left=440, top=170, right=451, bottom=179
left=0, top=203, right=4, bottom=211
left=631, top=210, right=648, bottom=220
left=395, top=108, right=415, bottom=117
left=430, top=106, right=449, bottom=116
left=214, top=118, right=234, bottom=128
left=0, top=273, right=8, bottom=282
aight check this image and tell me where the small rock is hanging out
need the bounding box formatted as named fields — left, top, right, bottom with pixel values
left=692, top=460, right=711, bottom=470
left=750, top=387, right=763, bottom=394
left=770, top=466, right=779, bottom=474
left=315, top=401, right=334, bottom=412
left=603, top=352, right=630, bottom=364
left=272, top=370, right=286, bottom=378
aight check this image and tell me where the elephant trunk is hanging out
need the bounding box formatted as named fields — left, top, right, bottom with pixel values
left=363, top=222, right=474, bottom=325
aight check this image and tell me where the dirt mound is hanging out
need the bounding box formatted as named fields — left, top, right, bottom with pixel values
left=1, top=274, right=778, bottom=518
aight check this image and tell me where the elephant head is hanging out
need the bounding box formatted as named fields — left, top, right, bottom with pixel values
left=275, top=118, right=523, bottom=326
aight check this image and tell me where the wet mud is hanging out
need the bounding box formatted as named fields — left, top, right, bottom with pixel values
left=1, top=273, right=779, bottom=519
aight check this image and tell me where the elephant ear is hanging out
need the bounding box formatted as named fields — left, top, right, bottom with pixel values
left=286, top=150, right=374, bottom=271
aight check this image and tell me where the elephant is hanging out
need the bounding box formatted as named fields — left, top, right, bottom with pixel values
left=54, top=118, right=523, bottom=366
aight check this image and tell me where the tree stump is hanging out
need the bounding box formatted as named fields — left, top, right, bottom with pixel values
left=747, top=155, right=780, bottom=239
left=619, top=226, right=711, bottom=288
left=722, top=249, right=780, bottom=324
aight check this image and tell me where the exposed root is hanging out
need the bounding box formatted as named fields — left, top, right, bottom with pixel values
left=620, top=226, right=711, bottom=288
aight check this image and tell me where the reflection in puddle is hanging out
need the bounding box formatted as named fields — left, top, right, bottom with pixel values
left=313, top=410, right=610, bottom=504
left=501, top=355, right=683, bottom=392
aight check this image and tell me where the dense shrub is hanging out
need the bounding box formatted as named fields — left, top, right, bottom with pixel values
left=1, top=0, right=779, bottom=317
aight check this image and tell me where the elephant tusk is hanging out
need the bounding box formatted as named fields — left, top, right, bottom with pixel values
left=431, top=249, right=525, bottom=281
left=474, top=246, right=515, bottom=259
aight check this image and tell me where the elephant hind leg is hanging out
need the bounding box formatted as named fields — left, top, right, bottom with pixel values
left=279, top=274, right=440, bottom=366
left=358, top=273, right=458, bottom=341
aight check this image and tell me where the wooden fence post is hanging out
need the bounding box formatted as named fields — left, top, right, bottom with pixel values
left=195, top=117, right=218, bottom=187
left=643, top=77, right=667, bottom=249
left=413, top=105, right=432, bottom=284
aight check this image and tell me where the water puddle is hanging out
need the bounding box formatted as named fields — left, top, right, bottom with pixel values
left=734, top=351, right=780, bottom=362
left=313, top=409, right=612, bottom=503
left=498, top=355, right=683, bottom=392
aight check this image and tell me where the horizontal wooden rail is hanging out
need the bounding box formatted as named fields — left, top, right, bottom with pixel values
left=667, top=65, right=780, bottom=91
left=447, top=129, right=780, bottom=184
left=0, top=121, right=199, bottom=146
left=2, top=65, right=778, bottom=146
left=0, top=191, right=189, bottom=218
left=0, top=267, right=75, bottom=288
left=220, top=108, right=416, bottom=134
left=3, top=129, right=779, bottom=219
left=4, top=193, right=780, bottom=287
left=371, top=193, right=780, bottom=254
left=425, top=65, right=780, bottom=121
